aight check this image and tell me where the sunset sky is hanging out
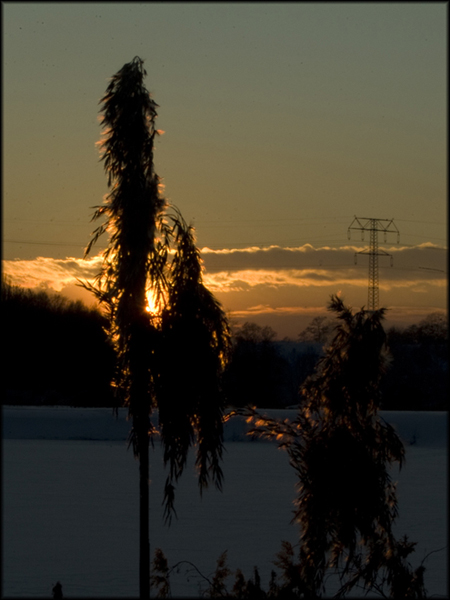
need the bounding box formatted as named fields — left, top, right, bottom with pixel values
left=3, top=3, right=447, bottom=338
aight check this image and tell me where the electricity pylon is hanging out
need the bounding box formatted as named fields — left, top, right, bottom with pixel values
left=348, top=216, right=400, bottom=311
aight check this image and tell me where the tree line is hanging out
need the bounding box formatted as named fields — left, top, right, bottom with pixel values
left=2, top=279, right=447, bottom=411
left=226, top=313, right=448, bottom=411
left=1, top=279, right=115, bottom=407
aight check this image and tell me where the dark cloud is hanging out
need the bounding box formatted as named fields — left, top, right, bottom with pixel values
left=200, top=243, right=447, bottom=279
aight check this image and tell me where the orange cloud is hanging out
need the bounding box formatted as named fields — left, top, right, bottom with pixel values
left=3, top=255, right=102, bottom=291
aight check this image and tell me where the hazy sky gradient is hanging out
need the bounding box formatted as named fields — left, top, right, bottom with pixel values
left=3, top=3, right=447, bottom=337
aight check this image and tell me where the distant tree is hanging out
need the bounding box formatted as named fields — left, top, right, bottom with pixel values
left=235, top=321, right=277, bottom=344
left=383, top=313, right=448, bottom=410
left=298, top=316, right=334, bottom=344
left=412, top=312, right=448, bottom=342
left=388, top=313, right=448, bottom=347
left=224, top=322, right=290, bottom=408
left=82, top=57, right=230, bottom=598
left=287, top=346, right=323, bottom=405
left=240, top=295, right=425, bottom=597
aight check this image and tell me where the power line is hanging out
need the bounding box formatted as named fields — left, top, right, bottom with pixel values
left=5, top=215, right=443, bottom=226
left=5, top=215, right=353, bottom=224
left=395, top=218, right=443, bottom=225
left=3, top=239, right=94, bottom=248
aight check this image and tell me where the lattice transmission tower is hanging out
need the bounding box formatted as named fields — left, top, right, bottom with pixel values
left=348, top=217, right=400, bottom=311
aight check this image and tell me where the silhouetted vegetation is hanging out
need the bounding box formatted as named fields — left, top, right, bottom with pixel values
left=237, top=296, right=426, bottom=597
left=223, top=322, right=293, bottom=408
left=151, top=538, right=431, bottom=598
left=150, top=548, right=279, bottom=598
left=224, top=311, right=448, bottom=411
left=152, top=296, right=428, bottom=598
left=1, top=278, right=115, bottom=407
left=382, top=313, right=448, bottom=410
left=298, top=315, right=335, bottom=344
left=2, top=283, right=447, bottom=413
left=81, top=56, right=230, bottom=598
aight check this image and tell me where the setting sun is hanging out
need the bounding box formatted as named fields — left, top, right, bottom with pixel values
left=145, top=289, right=162, bottom=316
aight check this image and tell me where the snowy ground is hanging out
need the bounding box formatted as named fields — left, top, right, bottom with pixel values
left=2, top=407, right=448, bottom=598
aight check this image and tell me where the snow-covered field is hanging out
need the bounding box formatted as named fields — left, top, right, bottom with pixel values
left=2, top=407, right=448, bottom=598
